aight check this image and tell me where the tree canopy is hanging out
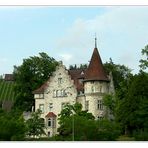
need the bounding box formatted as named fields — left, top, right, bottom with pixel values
left=13, top=52, right=58, bottom=111
left=26, top=109, right=46, bottom=137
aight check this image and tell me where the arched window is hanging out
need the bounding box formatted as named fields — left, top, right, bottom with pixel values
left=48, top=118, right=51, bottom=127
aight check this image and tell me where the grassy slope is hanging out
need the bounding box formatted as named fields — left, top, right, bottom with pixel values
left=0, top=80, right=16, bottom=101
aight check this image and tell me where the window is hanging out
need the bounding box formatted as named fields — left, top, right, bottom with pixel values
left=49, top=103, right=53, bottom=111
left=86, top=101, right=89, bottom=110
left=58, top=78, right=62, bottom=85
left=97, top=100, right=103, bottom=110
left=63, top=90, right=67, bottom=97
left=91, top=86, right=95, bottom=92
left=47, top=118, right=56, bottom=128
left=52, top=118, right=56, bottom=128
left=100, top=86, right=102, bottom=92
left=58, top=90, right=61, bottom=97
left=48, top=118, right=51, bottom=127
left=48, top=131, right=50, bottom=137
left=53, top=90, right=56, bottom=97
left=39, top=104, right=44, bottom=113
left=35, top=94, right=44, bottom=99
left=54, top=90, right=67, bottom=97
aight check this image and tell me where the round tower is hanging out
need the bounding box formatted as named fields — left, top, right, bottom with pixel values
left=83, top=38, right=110, bottom=119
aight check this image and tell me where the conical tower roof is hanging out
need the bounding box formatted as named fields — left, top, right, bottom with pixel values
left=84, top=47, right=109, bottom=82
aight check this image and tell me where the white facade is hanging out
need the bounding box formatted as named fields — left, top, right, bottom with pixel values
left=34, top=49, right=114, bottom=137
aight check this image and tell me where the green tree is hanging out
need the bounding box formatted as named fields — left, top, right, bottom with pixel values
left=26, top=109, right=46, bottom=138
left=139, top=45, right=148, bottom=71
left=13, top=52, right=58, bottom=111
left=96, top=119, right=121, bottom=141
left=116, top=72, right=148, bottom=136
left=104, top=58, right=132, bottom=90
left=103, top=94, right=116, bottom=118
left=0, top=109, right=26, bottom=141
left=57, top=103, right=95, bottom=140
left=57, top=103, right=120, bottom=141
left=69, top=64, right=87, bottom=70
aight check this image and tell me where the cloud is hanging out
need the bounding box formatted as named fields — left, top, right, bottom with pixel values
left=56, top=6, right=148, bottom=73
left=59, top=53, right=72, bottom=62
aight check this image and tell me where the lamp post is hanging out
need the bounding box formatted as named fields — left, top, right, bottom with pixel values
left=71, top=102, right=75, bottom=141
left=72, top=112, right=74, bottom=141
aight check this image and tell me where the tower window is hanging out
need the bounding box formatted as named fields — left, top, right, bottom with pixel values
left=97, top=100, right=103, bottom=110
left=100, top=86, right=102, bottom=92
left=91, top=86, right=95, bottom=92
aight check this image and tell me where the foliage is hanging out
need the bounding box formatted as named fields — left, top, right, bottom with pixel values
left=26, top=109, right=46, bottom=137
left=116, top=72, right=148, bottom=135
left=58, top=102, right=120, bottom=141
left=13, top=52, right=58, bottom=111
left=139, top=45, right=148, bottom=71
left=133, top=128, right=148, bottom=141
left=0, top=109, right=26, bottom=141
left=116, top=135, right=135, bottom=141
left=96, top=119, right=121, bottom=141
left=69, top=64, right=88, bottom=70
left=58, top=103, right=95, bottom=140
left=104, top=58, right=132, bottom=90
left=103, top=94, right=116, bottom=117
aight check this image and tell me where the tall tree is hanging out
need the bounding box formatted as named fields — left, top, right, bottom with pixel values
left=13, top=52, right=58, bottom=111
left=116, top=72, right=148, bottom=135
left=104, top=58, right=132, bottom=90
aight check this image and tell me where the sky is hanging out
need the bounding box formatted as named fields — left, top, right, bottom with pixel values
left=0, top=6, right=148, bottom=75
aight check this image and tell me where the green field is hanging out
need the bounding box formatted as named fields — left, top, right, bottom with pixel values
left=0, top=80, right=16, bottom=101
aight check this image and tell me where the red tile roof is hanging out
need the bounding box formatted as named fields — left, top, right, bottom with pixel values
left=32, top=80, right=49, bottom=94
left=68, top=69, right=86, bottom=92
left=45, top=112, right=57, bottom=118
left=84, top=48, right=109, bottom=82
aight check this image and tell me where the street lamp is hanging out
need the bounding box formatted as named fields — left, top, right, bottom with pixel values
left=72, top=112, right=74, bottom=141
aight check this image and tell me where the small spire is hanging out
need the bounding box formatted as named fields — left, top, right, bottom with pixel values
left=95, top=33, right=97, bottom=48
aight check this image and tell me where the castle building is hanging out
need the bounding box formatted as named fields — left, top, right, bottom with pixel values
left=33, top=39, right=114, bottom=137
